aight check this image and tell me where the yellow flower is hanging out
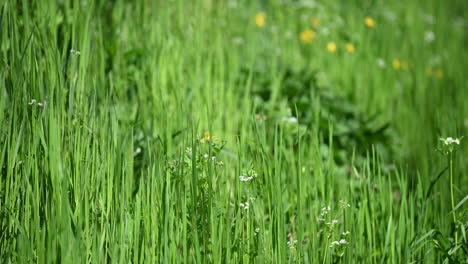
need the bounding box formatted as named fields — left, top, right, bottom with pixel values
left=392, top=58, right=401, bottom=70
left=364, top=16, right=375, bottom=27
left=345, top=43, right=355, bottom=53
left=401, top=60, right=409, bottom=70
left=434, top=69, right=444, bottom=79
left=255, top=12, right=266, bottom=27
left=327, top=42, right=337, bottom=53
left=311, top=16, right=321, bottom=27
left=200, top=131, right=211, bottom=143
left=256, top=114, right=268, bottom=122
left=300, top=29, right=316, bottom=43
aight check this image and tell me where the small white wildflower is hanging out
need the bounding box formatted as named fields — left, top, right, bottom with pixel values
left=326, top=219, right=339, bottom=225
left=287, top=239, right=298, bottom=249
left=329, top=241, right=340, bottom=247
left=319, top=27, right=330, bottom=36
left=232, top=36, right=244, bottom=45
left=383, top=10, right=396, bottom=22
left=29, top=99, right=37, bottom=105
left=339, top=200, right=351, bottom=208
left=70, top=49, right=81, bottom=55
left=239, top=175, right=250, bottom=182
left=255, top=227, right=260, bottom=233
left=424, top=31, right=435, bottom=43
left=270, top=25, right=278, bottom=34
left=320, top=206, right=331, bottom=216
left=282, top=117, right=298, bottom=124
left=339, top=239, right=348, bottom=244
left=440, top=137, right=461, bottom=146
left=227, top=0, right=237, bottom=8
left=211, top=156, right=216, bottom=161
left=203, top=154, right=209, bottom=159
left=133, top=147, right=142, bottom=156
left=342, top=231, right=351, bottom=235
left=239, top=171, right=257, bottom=182
left=377, top=58, right=386, bottom=68
left=299, top=0, right=317, bottom=8
left=239, top=202, right=250, bottom=210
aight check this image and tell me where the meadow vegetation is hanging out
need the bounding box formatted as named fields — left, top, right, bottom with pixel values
left=0, top=0, right=467, bottom=263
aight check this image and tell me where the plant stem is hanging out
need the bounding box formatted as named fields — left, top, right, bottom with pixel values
left=449, top=153, right=458, bottom=245
left=323, top=237, right=329, bottom=264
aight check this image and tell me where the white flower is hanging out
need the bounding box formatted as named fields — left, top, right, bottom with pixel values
left=440, top=137, right=461, bottom=146
left=342, top=231, right=351, bottom=235
left=239, top=172, right=257, bottom=182
left=227, top=0, right=237, bottom=8
left=211, top=156, right=216, bottom=161
left=339, top=200, right=351, bottom=208
left=424, top=31, right=435, bottom=43
left=330, top=239, right=348, bottom=248
left=326, top=219, right=339, bottom=225
left=30, top=99, right=46, bottom=107
left=70, top=49, right=81, bottom=55
left=270, top=25, right=278, bottom=34
left=319, top=27, right=330, bottom=36
left=133, top=147, right=142, bottom=156
left=282, top=117, right=298, bottom=124
left=329, top=241, right=340, bottom=247
left=287, top=239, right=298, bottom=248
left=377, top=58, right=386, bottom=68
left=240, top=202, right=250, bottom=210
left=203, top=154, right=209, bottom=158
left=232, top=37, right=244, bottom=45
left=239, top=175, right=251, bottom=182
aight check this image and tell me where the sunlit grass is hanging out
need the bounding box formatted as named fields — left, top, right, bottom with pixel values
left=0, top=0, right=467, bottom=263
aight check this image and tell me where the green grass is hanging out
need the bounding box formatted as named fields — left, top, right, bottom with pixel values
left=1, top=0, right=467, bottom=263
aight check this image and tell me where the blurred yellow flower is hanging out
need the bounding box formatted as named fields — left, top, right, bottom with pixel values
left=327, top=42, right=337, bottom=52
left=345, top=43, right=355, bottom=53
left=255, top=12, right=266, bottom=27
left=427, top=67, right=444, bottom=79
left=200, top=131, right=211, bottom=143
left=365, top=16, right=375, bottom=27
left=311, top=16, right=321, bottom=27
left=434, top=69, right=444, bottom=79
left=300, top=29, right=316, bottom=43
left=392, top=58, right=401, bottom=70
left=401, top=60, right=409, bottom=70
left=256, top=114, right=268, bottom=122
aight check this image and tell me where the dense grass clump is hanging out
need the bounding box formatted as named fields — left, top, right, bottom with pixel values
left=0, top=0, right=467, bottom=263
